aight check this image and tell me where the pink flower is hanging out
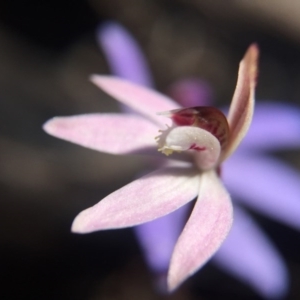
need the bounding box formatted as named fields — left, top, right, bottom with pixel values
left=43, top=45, right=258, bottom=291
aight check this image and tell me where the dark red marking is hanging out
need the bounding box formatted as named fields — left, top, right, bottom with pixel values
left=168, top=106, right=230, bottom=150
left=172, top=113, right=194, bottom=126
left=189, top=143, right=206, bottom=151
left=211, top=125, right=218, bottom=135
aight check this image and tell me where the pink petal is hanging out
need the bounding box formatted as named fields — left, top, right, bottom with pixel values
left=90, top=75, right=180, bottom=125
left=167, top=170, right=233, bottom=291
left=223, top=44, right=259, bottom=161
left=43, top=113, right=158, bottom=155
left=97, top=22, right=154, bottom=87
left=214, top=206, right=288, bottom=299
left=71, top=166, right=200, bottom=233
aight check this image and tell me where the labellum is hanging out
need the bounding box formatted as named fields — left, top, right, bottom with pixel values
left=156, top=107, right=229, bottom=169
left=159, top=107, right=229, bottom=152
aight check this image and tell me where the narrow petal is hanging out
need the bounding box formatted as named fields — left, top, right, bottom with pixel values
left=90, top=75, right=180, bottom=125
left=223, top=44, right=259, bottom=161
left=97, top=22, right=154, bottom=87
left=168, top=170, right=233, bottom=291
left=135, top=203, right=191, bottom=273
left=43, top=113, right=158, bottom=155
left=71, top=166, right=200, bottom=233
left=214, top=206, right=288, bottom=299
left=224, top=153, right=300, bottom=229
left=239, top=102, right=300, bottom=151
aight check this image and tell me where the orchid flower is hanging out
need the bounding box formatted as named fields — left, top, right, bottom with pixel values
left=96, top=23, right=299, bottom=299
left=43, top=27, right=258, bottom=291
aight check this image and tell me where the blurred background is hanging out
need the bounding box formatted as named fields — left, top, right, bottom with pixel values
left=0, top=0, right=300, bottom=299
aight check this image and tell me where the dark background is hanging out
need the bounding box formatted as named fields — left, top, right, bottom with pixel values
left=0, top=0, right=300, bottom=299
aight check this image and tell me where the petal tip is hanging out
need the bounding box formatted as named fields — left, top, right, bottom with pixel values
left=247, top=43, right=259, bottom=56
left=244, top=43, right=259, bottom=63
left=89, top=74, right=107, bottom=85
left=89, top=75, right=125, bottom=93
left=42, top=117, right=59, bottom=135
left=243, top=43, right=259, bottom=85
left=71, top=209, right=92, bottom=234
left=167, top=270, right=189, bottom=293
left=96, top=20, right=119, bottom=37
left=167, top=277, right=180, bottom=293
left=42, top=116, right=74, bottom=139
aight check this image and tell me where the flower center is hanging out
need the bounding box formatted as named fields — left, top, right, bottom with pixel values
left=155, top=106, right=229, bottom=170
